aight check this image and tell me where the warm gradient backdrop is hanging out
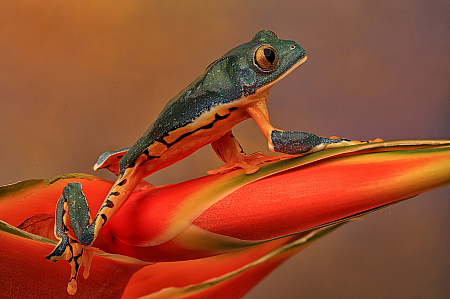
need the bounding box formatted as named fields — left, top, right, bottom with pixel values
left=1, top=1, right=449, bottom=298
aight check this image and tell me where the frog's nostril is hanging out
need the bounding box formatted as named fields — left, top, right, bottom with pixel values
left=290, top=45, right=296, bottom=50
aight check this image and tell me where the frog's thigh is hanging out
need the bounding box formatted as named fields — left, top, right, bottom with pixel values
left=64, top=182, right=95, bottom=245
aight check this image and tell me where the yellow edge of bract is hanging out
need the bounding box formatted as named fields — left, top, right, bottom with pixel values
left=171, top=224, right=262, bottom=253
left=0, top=172, right=110, bottom=200
left=43, top=172, right=111, bottom=185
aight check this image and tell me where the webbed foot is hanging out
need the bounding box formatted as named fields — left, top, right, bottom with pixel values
left=46, top=236, right=95, bottom=295
left=270, top=130, right=383, bottom=155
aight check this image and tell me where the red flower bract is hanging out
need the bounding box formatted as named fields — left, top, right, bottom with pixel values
left=1, top=140, right=450, bottom=298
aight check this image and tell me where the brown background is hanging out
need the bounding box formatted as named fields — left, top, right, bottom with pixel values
left=1, top=1, right=449, bottom=298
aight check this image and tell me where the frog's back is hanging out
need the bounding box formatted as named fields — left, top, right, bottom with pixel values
left=117, top=55, right=245, bottom=170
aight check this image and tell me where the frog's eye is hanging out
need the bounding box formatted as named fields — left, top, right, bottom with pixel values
left=254, top=45, right=278, bottom=71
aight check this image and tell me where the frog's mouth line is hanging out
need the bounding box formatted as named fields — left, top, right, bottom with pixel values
left=258, top=55, right=308, bottom=92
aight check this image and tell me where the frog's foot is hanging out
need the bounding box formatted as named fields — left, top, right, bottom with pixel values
left=46, top=182, right=97, bottom=295
left=208, top=152, right=279, bottom=175
left=270, top=130, right=383, bottom=155
left=46, top=237, right=95, bottom=295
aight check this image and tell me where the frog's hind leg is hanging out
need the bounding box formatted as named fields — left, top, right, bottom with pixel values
left=46, top=182, right=95, bottom=295
left=46, top=165, right=144, bottom=294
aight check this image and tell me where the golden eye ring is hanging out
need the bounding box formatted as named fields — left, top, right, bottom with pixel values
left=254, top=45, right=278, bottom=71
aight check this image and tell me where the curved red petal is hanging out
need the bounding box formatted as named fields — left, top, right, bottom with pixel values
left=193, top=147, right=450, bottom=240
left=0, top=175, right=112, bottom=227
left=0, top=228, right=145, bottom=298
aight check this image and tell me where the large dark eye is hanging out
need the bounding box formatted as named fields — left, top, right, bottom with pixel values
left=254, top=45, right=278, bottom=70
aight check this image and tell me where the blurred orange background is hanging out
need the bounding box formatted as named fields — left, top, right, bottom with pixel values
left=1, top=1, right=449, bottom=298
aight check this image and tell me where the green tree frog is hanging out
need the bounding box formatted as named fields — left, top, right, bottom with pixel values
left=46, top=30, right=380, bottom=294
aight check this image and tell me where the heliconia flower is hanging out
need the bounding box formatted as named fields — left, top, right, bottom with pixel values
left=1, top=140, right=450, bottom=298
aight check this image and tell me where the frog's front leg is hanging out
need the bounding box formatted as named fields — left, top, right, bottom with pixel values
left=46, top=165, right=144, bottom=294
left=247, top=101, right=382, bottom=155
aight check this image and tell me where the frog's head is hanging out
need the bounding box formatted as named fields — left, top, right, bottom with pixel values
left=201, top=30, right=306, bottom=100
left=228, top=30, right=307, bottom=96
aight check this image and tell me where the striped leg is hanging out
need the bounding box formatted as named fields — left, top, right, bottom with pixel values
left=46, top=165, right=143, bottom=294
left=45, top=183, right=95, bottom=295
